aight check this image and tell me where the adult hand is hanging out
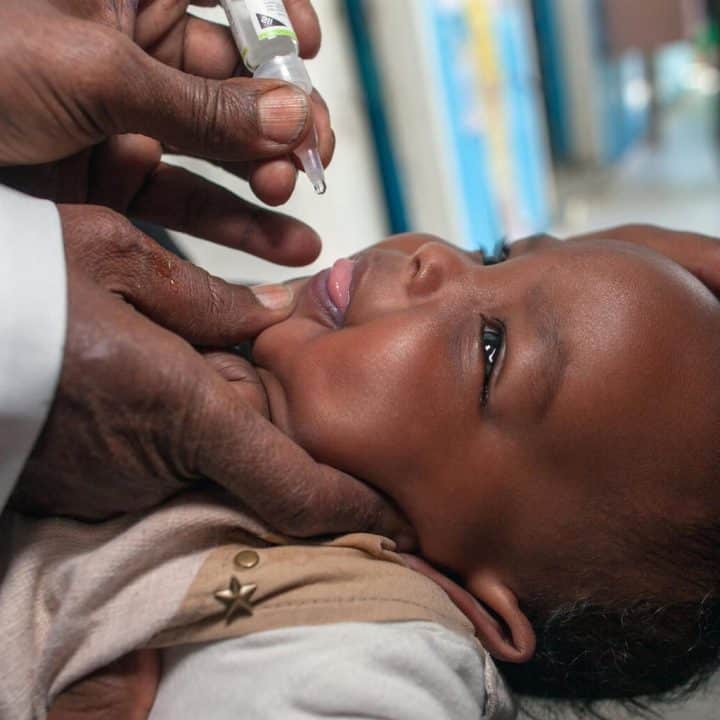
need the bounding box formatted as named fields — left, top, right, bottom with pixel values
left=12, top=205, right=409, bottom=542
left=574, top=225, right=720, bottom=296
left=0, top=0, right=333, bottom=226
left=47, top=651, right=159, bottom=720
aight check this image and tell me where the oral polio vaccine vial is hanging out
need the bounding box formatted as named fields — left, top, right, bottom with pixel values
left=220, top=0, right=327, bottom=194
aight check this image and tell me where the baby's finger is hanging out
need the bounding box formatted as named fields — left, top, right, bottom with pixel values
left=129, top=162, right=321, bottom=266
left=203, top=351, right=270, bottom=417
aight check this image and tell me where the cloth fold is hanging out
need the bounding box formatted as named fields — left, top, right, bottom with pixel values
left=0, top=490, right=485, bottom=719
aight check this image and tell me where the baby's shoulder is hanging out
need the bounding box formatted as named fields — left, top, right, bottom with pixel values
left=154, top=531, right=475, bottom=646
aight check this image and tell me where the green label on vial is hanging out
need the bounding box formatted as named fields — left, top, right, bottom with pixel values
left=257, top=26, right=297, bottom=42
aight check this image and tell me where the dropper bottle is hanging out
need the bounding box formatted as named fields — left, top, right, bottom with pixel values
left=220, top=0, right=327, bottom=195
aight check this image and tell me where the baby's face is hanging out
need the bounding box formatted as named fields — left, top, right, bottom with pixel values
left=253, top=233, right=720, bottom=598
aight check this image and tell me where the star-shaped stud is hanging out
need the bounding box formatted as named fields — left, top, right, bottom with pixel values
left=214, top=576, right=257, bottom=624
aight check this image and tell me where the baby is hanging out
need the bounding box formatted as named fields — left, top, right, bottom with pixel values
left=235, top=226, right=720, bottom=706
left=10, top=225, right=720, bottom=719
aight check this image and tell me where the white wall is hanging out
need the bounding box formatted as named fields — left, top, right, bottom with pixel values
left=173, top=0, right=388, bottom=283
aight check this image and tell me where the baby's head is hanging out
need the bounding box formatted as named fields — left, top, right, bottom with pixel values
left=252, top=230, right=720, bottom=705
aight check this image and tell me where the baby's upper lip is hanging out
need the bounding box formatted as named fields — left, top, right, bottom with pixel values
left=343, top=253, right=371, bottom=322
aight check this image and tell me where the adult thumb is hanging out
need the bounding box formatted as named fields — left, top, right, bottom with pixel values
left=108, top=35, right=311, bottom=161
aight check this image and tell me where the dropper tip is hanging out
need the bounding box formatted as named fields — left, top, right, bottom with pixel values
left=296, top=144, right=326, bottom=197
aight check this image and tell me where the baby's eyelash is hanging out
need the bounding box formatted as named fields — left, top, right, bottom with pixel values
left=482, top=240, right=509, bottom=266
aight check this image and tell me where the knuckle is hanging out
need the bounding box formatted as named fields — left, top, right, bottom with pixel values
left=77, top=25, right=127, bottom=115
left=193, top=80, right=259, bottom=155
left=234, top=205, right=264, bottom=254
left=80, top=26, right=142, bottom=135
left=84, top=25, right=127, bottom=83
left=195, top=81, right=242, bottom=154
left=20, top=21, right=127, bottom=145
left=104, top=213, right=149, bottom=256
left=96, top=214, right=158, bottom=292
left=63, top=205, right=123, bottom=267
left=198, top=274, right=236, bottom=334
left=203, top=273, right=225, bottom=316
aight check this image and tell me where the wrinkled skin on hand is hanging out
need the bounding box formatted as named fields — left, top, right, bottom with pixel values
left=0, top=0, right=411, bottom=540
left=575, top=224, right=720, bottom=298
left=47, top=650, right=159, bottom=720
left=0, top=0, right=334, bottom=263
left=13, top=205, right=410, bottom=542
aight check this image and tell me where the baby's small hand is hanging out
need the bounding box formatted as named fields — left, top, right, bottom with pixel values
left=202, top=351, right=270, bottom=419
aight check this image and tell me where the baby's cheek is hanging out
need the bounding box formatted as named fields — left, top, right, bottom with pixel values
left=282, top=361, right=359, bottom=465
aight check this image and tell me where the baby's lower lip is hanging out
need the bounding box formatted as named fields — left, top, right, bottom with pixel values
left=309, top=258, right=355, bottom=326
left=326, top=259, right=355, bottom=317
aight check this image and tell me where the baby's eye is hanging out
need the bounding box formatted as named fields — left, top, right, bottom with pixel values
left=483, top=327, right=502, bottom=365
left=481, top=324, right=504, bottom=406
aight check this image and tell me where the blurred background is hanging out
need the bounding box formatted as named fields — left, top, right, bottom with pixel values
left=179, top=2, right=720, bottom=716
left=182, top=0, right=720, bottom=287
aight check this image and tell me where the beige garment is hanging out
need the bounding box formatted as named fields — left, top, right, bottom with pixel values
left=602, top=0, right=705, bottom=57
left=152, top=533, right=474, bottom=648
left=0, top=491, right=489, bottom=720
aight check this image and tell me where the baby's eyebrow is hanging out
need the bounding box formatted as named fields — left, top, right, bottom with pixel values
left=524, top=284, right=568, bottom=420
left=510, top=234, right=556, bottom=257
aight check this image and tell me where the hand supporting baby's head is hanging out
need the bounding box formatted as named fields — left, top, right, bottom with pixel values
left=249, top=228, right=720, bottom=705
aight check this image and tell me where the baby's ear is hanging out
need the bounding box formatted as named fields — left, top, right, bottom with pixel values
left=467, top=570, right=536, bottom=664
left=401, top=555, right=535, bottom=663
left=576, top=225, right=720, bottom=298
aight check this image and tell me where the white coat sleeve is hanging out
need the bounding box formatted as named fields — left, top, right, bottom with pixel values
left=149, top=622, right=516, bottom=720
left=0, top=184, right=65, bottom=511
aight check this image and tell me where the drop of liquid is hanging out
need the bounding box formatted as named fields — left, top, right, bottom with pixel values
left=313, top=179, right=327, bottom=195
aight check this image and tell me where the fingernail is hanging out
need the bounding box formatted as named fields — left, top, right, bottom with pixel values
left=252, top=283, right=294, bottom=310
left=258, top=87, right=309, bottom=144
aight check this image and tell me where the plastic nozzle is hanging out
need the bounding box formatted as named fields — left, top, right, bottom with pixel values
left=254, top=55, right=326, bottom=194
left=296, top=136, right=326, bottom=195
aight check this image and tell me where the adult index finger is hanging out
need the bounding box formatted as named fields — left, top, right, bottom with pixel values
left=59, top=205, right=298, bottom=346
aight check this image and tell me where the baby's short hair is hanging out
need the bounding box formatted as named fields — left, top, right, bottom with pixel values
left=497, top=278, right=720, bottom=713
left=498, top=516, right=720, bottom=713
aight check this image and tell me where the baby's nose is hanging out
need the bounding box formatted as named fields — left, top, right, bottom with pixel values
left=407, top=241, right=466, bottom=298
